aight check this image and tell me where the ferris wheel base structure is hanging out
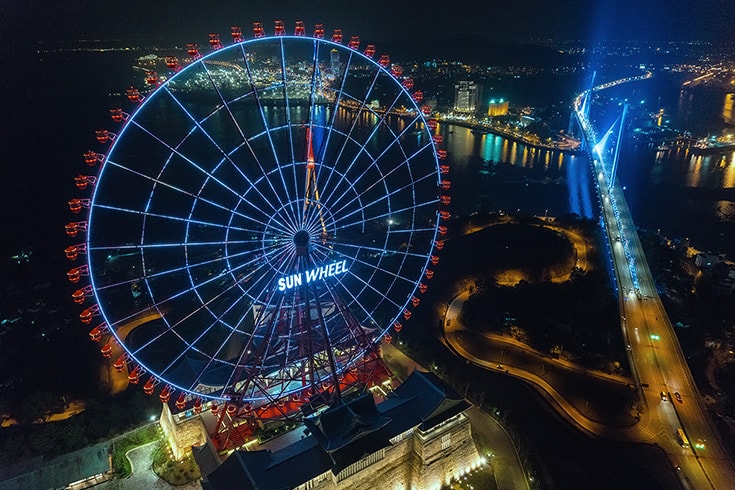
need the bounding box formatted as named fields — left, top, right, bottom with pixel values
left=65, top=20, right=452, bottom=432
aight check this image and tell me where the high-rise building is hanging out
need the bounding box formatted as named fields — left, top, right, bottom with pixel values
left=487, top=98, right=509, bottom=117
left=454, top=81, right=478, bottom=113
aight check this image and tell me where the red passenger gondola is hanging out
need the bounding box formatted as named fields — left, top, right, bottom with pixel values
left=393, top=321, right=403, bottom=333
left=79, top=304, right=99, bottom=324
left=391, top=65, right=403, bottom=77
left=176, top=392, right=187, bottom=410
left=403, top=78, right=414, bottom=90
left=364, top=44, right=376, bottom=58
left=412, top=296, right=421, bottom=307
left=159, top=385, right=172, bottom=403
left=440, top=195, right=451, bottom=205
left=412, top=90, right=423, bottom=103
left=143, top=376, right=157, bottom=395
left=126, top=87, right=141, bottom=103
left=348, top=36, right=359, bottom=50
left=128, top=365, right=144, bottom=384
left=294, top=21, right=305, bottom=36
left=95, top=130, right=110, bottom=144
left=65, top=243, right=86, bottom=260
left=65, top=221, right=87, bottom=237
left=378, top=54, right=390, bottom=67
left=100, top=342, right=113, bottom=358
left=88, top=322, right=107, bottom=342
left=72, top=285, right=93, bottom=304
left=186, top=43, right=200, bottom=58
left=193, top=397, right=203, bottom=413
left=403, top=309, right=412, bottom=320
left=84, top=150, right=100, bottom=166
left=145, top=71, right=158, bottom=86
left=209, top=34, right=222, bottom=49
left=440, top=179, right=451, bottom=190
left=425, top=269, right=435, bottom=279
left=332, top=29, right=343, bottom=44
left=68, top=198, right=90, bottom=214
left=113, top=354, right=127, bottom=372
left=274, top=20, right=285, bottom=36
left=431, top=255, right=440, bottom=265
left=165, top=56, right=179, bottom=70
left=314, top=23, right=324, bottom=39
left=434, top=240, right=445, bottom=250
left=253, top=22, right=264, bottom=38
left=74, top=174, right=97, bottom=190
left=438, top=150, right=448, bottom=160
left=109, top=108, right=127, bottom=122
left=67, top=265, right=88, bottom=283
left=230, top=26, right=243, bottom=43
left=439, top=211, right=450, bottom=220
left=384, top=333, right=392, bottom=344
left=419, top=283, right=428, bottom=293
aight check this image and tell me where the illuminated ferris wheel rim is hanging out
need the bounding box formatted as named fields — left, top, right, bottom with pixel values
left=72, top=26, right=450, bottom=406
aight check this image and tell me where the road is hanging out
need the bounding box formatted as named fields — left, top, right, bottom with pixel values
left=573, top=88, right=735, bottom=489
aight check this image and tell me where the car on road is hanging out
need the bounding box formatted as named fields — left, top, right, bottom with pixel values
left=675, top=392, right=682, bottom=403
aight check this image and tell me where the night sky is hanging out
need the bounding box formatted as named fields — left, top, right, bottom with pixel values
left=2, top=0, right=735, bottom=47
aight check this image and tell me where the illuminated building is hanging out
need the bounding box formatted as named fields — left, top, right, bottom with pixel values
left=187, top=370, right=481, bottom=489
left=724, top=93, right=734, bottom=125
left=487, top=98, right=509, bottom=117
left=454, top=81, right=478, bottom=113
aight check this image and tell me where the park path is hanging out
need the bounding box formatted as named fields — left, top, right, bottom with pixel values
left=95, top=441, right=201, bottom=490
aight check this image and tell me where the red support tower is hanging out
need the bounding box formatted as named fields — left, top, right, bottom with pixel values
left=230, top=26, right=243, bottom=43
left=294, top=21, right=305, bottom=36
left=314, top=23, right=325, bottom=38
left=253, top=22, right=265, bottom=38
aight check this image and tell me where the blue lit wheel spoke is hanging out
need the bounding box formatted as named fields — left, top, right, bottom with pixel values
left=87, top=35, right=440, bottom=407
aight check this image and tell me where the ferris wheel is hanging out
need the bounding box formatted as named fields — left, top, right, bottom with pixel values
left=66, top=22, right=450, bottom=418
